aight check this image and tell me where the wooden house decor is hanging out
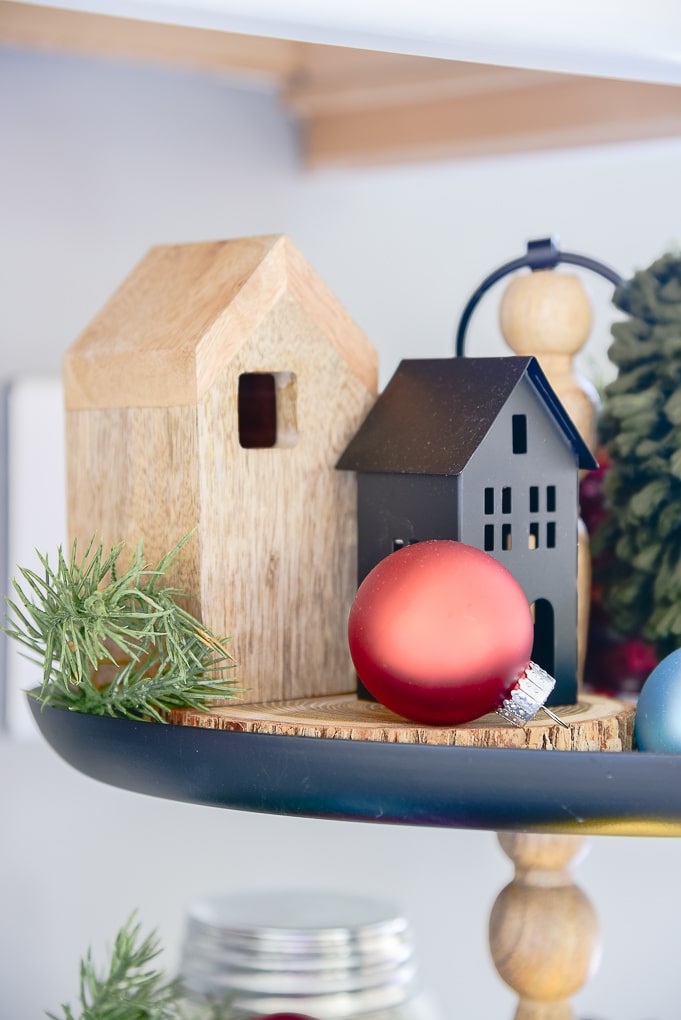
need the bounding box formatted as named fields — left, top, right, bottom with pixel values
left=337, top=355, right=597, bottom=706
left=64, top=235, right=378, bottom=703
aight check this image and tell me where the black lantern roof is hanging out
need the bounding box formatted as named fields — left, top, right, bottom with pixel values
left=336, top=356, right=597, bottom=476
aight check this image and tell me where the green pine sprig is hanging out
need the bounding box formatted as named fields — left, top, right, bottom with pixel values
left=47, top=915, right=233, bottom=1020
left=47, top=915, right=184, bottom=1020
left=4, top=533, right=240, bottom=721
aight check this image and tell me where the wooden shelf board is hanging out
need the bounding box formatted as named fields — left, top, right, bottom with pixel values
left=4, top=2, right=680, bottom=168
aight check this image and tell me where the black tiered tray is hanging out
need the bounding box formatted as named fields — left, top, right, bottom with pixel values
left=28, top=698, right=681, bottom=837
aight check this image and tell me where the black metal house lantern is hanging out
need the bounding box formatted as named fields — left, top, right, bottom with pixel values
left=337, top=238, right=621, bottom=707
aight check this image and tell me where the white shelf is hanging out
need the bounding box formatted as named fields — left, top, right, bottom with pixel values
left=15, top=0, right=681, bottom=84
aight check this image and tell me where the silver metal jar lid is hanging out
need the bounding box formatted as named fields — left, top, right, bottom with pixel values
left=179, top=891, right=419, bottom=1018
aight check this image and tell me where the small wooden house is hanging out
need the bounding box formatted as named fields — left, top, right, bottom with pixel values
left=337, top=356, right=597, bottom=705
left=64, top=235, right=378, bottom=703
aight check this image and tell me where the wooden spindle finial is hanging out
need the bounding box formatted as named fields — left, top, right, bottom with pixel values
left=499, top=270, right=598, bottom=454
left=489, top=832, right=600, bottom=1020
left=500, top=271, right=593, bottom=355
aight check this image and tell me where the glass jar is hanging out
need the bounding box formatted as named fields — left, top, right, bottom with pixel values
left=178, top=891, right=441, bottom=1020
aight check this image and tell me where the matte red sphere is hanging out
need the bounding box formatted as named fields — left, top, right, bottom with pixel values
left=348, top=540, right=534, bottom=725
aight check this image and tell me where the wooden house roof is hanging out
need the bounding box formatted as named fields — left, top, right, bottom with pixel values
left=64, top=234, right=377, bottom=410
left=337, top=355, right=597, bottom=475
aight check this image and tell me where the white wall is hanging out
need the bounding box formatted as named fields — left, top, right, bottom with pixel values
left=2, top=45, right=681, bottom=1020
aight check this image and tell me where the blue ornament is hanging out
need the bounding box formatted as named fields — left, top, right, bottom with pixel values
left=635, top=648, right=681, bottom=752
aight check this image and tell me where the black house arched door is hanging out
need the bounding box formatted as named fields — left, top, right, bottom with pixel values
left=530, top=598, right=555, bottom=676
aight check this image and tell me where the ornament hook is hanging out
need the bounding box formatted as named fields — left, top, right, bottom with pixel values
left=540, top=705, right=569, bottom=729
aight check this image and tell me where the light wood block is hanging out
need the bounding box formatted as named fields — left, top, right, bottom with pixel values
left=64, top=235, right=377, bottom=409
left=172, top=692, right=634, bottom=751
left=64, top=235, right=378, bottom=704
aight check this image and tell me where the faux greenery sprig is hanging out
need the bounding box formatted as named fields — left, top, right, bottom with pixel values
left=5, top=534, right=239, bottom=721
left=47, top=915, right=184, bottom=1020
left=47, top=915, right=229, bottom=1020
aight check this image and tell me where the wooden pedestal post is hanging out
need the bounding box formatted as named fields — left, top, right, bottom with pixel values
left=487, top=275, right=603, bottom=1015
left=489, top=832, right=601, bottom=1020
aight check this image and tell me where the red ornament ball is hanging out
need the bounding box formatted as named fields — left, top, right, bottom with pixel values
left=348, top=540, right=534, bottom=725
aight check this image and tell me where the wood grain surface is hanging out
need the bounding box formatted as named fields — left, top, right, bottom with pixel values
left=171, top=691, right=634, bottom=751
left=63, top=235, right=378, bottom=409
left=64, top=235, right=377, bottom=704
left=490, top=832, right=600, bottom=1018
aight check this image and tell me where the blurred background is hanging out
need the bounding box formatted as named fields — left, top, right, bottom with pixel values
left=2, top=11, right=681, bottom=1018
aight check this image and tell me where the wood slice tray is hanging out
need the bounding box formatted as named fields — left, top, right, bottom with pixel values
left=171, top=692, right=634, bottom=752
left=27, top=692, right=681, bottom=837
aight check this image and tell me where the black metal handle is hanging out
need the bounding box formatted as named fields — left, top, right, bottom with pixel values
left=455, top=236, right=623, bottom=357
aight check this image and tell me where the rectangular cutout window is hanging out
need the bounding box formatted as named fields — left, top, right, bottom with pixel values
left=393, top=538, right=419, bottom=551
left=502, top=524, right=512, bottom=550
left=484, top=487, right=494, bottom=515
left=529, top=486, right=539, bottom=513
left=546, top=485, right=556, bottom=513
left=529, top=522, right=539, bottom=549
left=484, top=525, right=494, bottom=551
left=512, top=414, right=527, bottom=454
left=238, top=372, right=298, bottom=449
left=501, top=487, right=512, bottom=514
left=547, top=522, right=556, bottom=548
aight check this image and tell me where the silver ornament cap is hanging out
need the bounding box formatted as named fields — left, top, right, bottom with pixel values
left=496, top=661, right=568, bottom=728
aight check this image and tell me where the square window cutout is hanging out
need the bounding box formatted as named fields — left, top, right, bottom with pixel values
left=238, top=372, right=298, bottom=449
